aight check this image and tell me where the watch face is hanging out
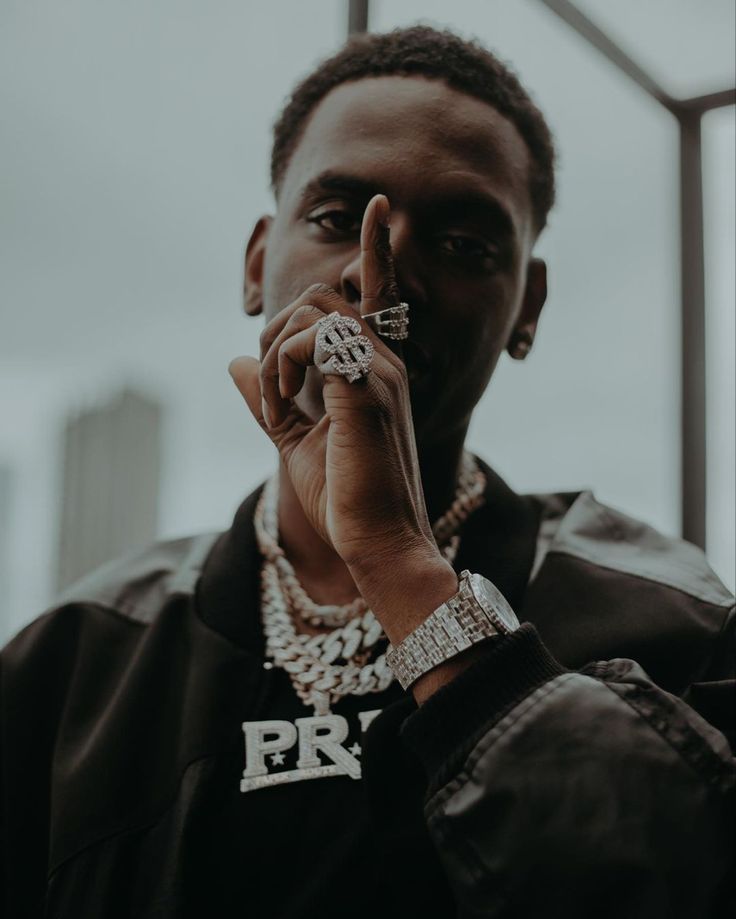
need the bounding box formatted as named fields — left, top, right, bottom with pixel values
left=469, top=573, right=520, bottom=632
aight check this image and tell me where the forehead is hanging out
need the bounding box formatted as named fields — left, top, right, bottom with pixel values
left=279, top=75, right=533, bottom=236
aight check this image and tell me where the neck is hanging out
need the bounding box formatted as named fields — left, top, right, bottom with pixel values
left=276, top=429, right=469, bottom=602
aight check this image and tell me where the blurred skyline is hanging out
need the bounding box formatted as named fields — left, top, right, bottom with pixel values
left=1, top=0, right=734, bottom=640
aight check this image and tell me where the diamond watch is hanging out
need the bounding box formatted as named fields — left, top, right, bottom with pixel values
left=385, top=569, right=520, bottom=690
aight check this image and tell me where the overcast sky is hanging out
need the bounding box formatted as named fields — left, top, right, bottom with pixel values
left=1, top=1, right=734, bottom=636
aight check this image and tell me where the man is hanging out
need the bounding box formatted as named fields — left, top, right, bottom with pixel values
left=1, top=25, right=734, bottom=919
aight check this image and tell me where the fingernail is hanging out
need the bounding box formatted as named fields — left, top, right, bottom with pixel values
left=261, top=398, right=272, bottom=429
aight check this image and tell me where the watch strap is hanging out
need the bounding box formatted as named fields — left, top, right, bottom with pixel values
left=385, top=569, right=517, bottom=690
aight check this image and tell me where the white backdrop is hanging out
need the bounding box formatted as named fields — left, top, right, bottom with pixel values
left=1, top=0, right=733, bottom=641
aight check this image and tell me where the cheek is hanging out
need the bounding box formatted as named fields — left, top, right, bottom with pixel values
left=441, top=284, right=514, bottom=359
left=262, top=233, right=350, bottom=320
left=470, top=273, right=525, bottom=352
left=431, top=281, right=517, bottom=401
left=262, top=249, right=308, bottom=321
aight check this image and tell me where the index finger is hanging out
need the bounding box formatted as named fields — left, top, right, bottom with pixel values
left=359, top=194, right=400, bottom=316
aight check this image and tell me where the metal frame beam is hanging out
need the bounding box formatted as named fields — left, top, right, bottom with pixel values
left=679, top=88, right=736, bottom=113
left=535, top=0, right=674, bottom=109
left=678, top=111, right=707, bottom=549
left=348, top=0, right=369, bottom=35
left=537, top=0, right=735, bottom=549
left=346, top=0, right=734, bottom=548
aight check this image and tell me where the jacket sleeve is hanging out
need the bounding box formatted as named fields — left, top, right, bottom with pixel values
left=400, top=617, right=736, bottom=919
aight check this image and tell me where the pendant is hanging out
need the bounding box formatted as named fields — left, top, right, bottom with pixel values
left=240, top=709, right=382, bottom=793
left=311, top=690, right=331, bottom=716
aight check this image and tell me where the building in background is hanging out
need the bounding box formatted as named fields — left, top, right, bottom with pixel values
left=56, top=389, right=161, bottom=590
left=1, top=0, right=733, bottom=642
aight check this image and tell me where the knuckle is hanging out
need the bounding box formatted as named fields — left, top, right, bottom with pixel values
left=305, top=282, right=337, bottom=300
left=277, top=345, right=292, bottom=372
left=384, top=360, right=407, bottom=389
left=259, top=326, right=273, bottom=352
left=379, top=279, right=400, bottom=303
left=362, top=280, right=399, bottom=308
left=259, top=361, right=278, bottom=384
left=359, top=395, right=389, bottom=428
left=292, top=303, right=323, bottom=325
left=363, top=376, right=397, bottom=422
left=372, top=388, right=396, bottom=424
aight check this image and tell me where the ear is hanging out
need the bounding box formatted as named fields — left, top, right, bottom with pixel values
left=243, top=215, right=273, bottom=316
left=507, top=257, right=547, bottom=360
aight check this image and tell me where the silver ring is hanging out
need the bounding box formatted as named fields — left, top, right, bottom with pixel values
left=314, top=312, right=375, bottom=383
left=363, top=302, right=409, bottom=341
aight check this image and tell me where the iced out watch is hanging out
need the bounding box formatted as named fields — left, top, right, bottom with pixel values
left=385, top=569, right=520, bottom=690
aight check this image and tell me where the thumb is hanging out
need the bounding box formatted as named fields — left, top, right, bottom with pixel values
left=228, top=355, right=268, bottom=429
left=228, top=355, right=316, bottom=461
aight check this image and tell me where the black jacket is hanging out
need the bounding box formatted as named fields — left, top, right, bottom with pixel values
left=2, top=461, right=734, bottom=918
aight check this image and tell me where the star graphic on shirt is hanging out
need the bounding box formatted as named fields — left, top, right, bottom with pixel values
left=348, top=742, right=362, bottom=757
left=270, top=751, right=285, bottom=766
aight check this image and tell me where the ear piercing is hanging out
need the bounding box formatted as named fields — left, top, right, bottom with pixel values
left=509, top=332, right=532, bottom=360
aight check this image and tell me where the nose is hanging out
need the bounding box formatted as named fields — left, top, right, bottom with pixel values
left=339, top=211, right=428, bottom=312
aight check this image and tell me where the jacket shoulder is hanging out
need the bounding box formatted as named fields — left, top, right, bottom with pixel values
left=524, top=490, right=733, bottom=689
left=530, top=489, right=733, bottom=608
left=51, top=530, right=221, bottom=624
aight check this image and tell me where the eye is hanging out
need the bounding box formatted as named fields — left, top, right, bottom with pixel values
left=306, top=208, right=361, bottom=235
left=440, top=235, right=496, bottom=260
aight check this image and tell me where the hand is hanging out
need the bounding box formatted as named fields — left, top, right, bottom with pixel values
left=229, top=194, right=444, bottom=585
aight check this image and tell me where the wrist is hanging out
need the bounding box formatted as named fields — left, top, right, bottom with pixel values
left=347, top=544, right=459, bottom=646
left=386, top=569, right=523, bottom=704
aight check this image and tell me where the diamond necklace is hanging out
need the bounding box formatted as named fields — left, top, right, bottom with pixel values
left=256, top=451, right=486, bottom=628
left=255, top=451, right=487, bottom=715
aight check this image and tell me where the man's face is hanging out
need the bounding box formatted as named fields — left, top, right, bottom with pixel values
left=247, top=75, right=546, bottom=447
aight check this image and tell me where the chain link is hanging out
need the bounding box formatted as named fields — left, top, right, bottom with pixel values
left=255, top=452, right=487, bottom=714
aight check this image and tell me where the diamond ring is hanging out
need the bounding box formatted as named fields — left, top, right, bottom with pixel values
left=362, top=302, right=409, bottom=341
left=314, top=312, right=375, bottom=383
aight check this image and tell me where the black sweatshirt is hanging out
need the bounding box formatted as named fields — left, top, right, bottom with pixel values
left=2, top=457, right=734, bottom=918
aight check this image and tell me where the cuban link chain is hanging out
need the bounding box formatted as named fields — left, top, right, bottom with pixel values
left=255, top=451, right=487, bottom=715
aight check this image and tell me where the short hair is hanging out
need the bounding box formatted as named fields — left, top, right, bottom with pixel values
left=271, top=25, right=556, bottom=233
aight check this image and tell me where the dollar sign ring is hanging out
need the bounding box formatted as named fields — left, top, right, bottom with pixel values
left=313, top=312, right=375, bottom=383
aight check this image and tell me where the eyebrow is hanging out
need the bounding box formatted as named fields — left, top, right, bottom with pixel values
left=299, top=170, right=517, bottom=242
left=432, top=188, right=516, bottom=243
left=299, top=171, right=380, bottom=204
